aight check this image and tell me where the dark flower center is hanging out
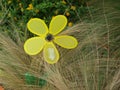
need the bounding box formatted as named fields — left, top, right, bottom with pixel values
left=45, top=34, right=54, bottom=41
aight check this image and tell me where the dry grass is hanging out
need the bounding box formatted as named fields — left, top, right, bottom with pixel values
left=0, top=0, right=120, bottom=90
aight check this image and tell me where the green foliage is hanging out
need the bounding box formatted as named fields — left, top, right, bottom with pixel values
left=0, top=0, right=90, bottom=42
left=2, top=0, right=89, bottom=25
left=25, top=73, right=47, bottom=87
left=25, top=73, right=37, bottom=85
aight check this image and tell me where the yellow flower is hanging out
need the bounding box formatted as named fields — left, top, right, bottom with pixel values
left=35, top=9, right=39, bottom=13
left=24, top=15, right=78, bottom=64
left=8, top=0, right=12, bottom=4
left=66, top=12, right=70, bottom=16
left=71, top=6, right=76, bottom=10
left=62, top=0, right=67, bottom=4
left=26, top=4, right=33, bottom=10
left=8, top=13, right=11, bottom=17
left=19, top=3, right=22, bottom=8
left=21, top=8, right=24, bottom=12
left=14, top=17, right=17, bottom=21
left=55, top=10, right=59, bottom=15
left=68, top=22, right=73, bottom=27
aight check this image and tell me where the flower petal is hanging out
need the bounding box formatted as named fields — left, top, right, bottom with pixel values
left=24, top=37, right=46, bottom=55
left=27, top=18, right=48, bottom=36
left=43, top=42, right=59, bottom=64
left=49, top=15, right=67, bottom=35
left=54, top=35, right=78, bottom=49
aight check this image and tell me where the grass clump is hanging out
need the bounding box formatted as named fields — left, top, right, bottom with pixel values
left=0, top=0, right=120, bottom=90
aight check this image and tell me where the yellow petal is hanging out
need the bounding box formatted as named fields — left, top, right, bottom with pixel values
left=27, top=18, right=48, bottom=36
left=54, top=35, right=78, bottom=49
left=43, top=42, right=59, bottom=64
left=49, top=15, right=67, bottom=35
left=24, top=37, right=46, bottom=55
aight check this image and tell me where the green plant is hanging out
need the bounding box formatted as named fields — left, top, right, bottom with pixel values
left=2, top=0, right=89, bottom=25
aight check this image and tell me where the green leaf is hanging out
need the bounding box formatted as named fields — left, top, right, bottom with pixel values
left=24, top=73, right=36, bottom=85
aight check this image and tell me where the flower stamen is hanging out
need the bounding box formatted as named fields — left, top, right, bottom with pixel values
left=45, top=34, right=54, bottom=41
